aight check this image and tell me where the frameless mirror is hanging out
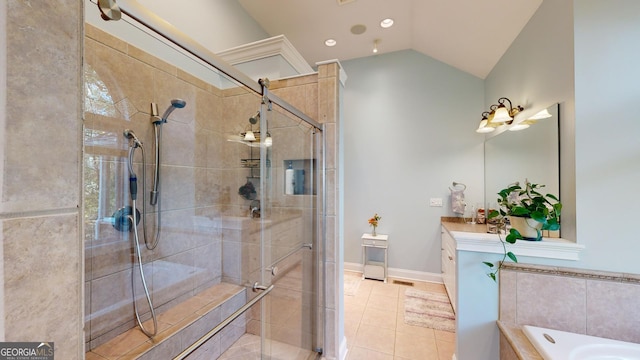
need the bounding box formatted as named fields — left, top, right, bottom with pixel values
left=484, top=103, right=560, bottom=212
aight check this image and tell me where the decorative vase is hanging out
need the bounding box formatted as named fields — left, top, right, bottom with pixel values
left=509, top=216, right=543, bottom=241
left=371, top=227, right=377, bottom=236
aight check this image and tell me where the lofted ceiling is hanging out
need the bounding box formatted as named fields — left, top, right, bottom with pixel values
left=237, top=0, right=543, bottom=79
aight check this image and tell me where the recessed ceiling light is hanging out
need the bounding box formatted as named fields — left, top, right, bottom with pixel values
left=325, top=39, right=337, bottom=47
left=380, top=18, right=394, bottom=28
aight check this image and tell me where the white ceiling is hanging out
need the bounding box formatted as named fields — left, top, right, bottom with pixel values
left=237, top=0, right=543, bottom=79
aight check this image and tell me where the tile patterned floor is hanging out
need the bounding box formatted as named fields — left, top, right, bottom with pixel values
left=344, top=271, right=455, bottom=360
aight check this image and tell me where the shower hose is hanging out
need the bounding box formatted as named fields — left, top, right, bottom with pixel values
left=126, top=139, right=159, bottom=338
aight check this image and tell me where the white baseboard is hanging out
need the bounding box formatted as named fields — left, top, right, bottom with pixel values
left=339, top=336, right=348, bottom=360
left=344, top=262, right=442, bottom=284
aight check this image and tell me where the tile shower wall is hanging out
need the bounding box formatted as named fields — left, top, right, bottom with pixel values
left=83, top=24, right=263, bottom=349
left=500, top=263, right=640, bottom=343
left=1, top=1, right=83, bottom=359
left=83, top=23, right=337, bottom=355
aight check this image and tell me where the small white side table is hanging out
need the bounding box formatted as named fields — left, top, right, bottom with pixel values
left=361, top=233, right=388, bottom=282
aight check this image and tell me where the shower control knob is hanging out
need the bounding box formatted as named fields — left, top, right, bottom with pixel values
left=270, top=266, right=278, bottom=276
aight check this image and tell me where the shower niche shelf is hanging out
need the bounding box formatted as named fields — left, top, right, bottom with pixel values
left=284, top=159, right=316, bottom=195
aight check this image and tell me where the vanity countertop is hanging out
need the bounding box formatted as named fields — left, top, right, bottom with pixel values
left=440, top=217, right=584, bottom=261
left=441, top=217, right=489, bottom=234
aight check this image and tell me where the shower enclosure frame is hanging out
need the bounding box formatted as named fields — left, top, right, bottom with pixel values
left=89, top=0, right=327, bottom=358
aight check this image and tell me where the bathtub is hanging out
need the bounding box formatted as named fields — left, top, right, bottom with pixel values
left=523, top=325, right=640, bottom=360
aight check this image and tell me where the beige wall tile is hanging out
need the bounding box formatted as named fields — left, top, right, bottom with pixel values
left=516, top=272, right=586, bottom=333
left=3, top=214, right=81, bottom=359
left=3, top=0, right=81, bottom=214
left=586, top=279, right=640, bottom=343
left=499, top=269, right=517, bottom=323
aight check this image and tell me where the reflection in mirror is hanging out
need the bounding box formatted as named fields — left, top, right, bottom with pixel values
left=484, top=103, right=560, bottom=226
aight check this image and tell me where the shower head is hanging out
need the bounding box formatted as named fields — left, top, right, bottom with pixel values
left=160, top=99, right=187, bottom=122
left=249, top=111, right=260, bottom=124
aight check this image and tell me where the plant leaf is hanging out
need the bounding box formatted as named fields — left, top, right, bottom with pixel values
left=511, top=207, right=530, bottom=216
left=505, top=228, right=522, bottom=243
left=483, top=261, right=494, bottom=268
left=488, top=273, right=497, bottom=282
left=507, top=251, right=518, bottom=263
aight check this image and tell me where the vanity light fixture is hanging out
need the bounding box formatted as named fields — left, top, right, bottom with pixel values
left=508, top=108, right=553, bottom=131
left=491, top=97, right=524, bottom=123
left=529, top=108, right=552, bottom=120
left=380, top=18, right=394, bottom=28
left=476, top=112, right=496, bottom=133
left=373, top=39, right=379, bottom=53
left=508, top=123, right=530, bottom=131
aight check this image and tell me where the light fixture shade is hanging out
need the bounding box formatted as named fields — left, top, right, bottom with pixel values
left=529, top=108, right=552, bottom=120
left=508, top=123, right=530, bottom=131
left=492, top=105, right=512, bottom=123
left=476, top=119, right=495, bottom=133
left=244, top=130, right=256, bottom=141
left=264, top=134, right=273, bottom=147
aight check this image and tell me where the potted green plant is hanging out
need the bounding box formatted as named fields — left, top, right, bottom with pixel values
left=483, top=180, right=562, bottom=281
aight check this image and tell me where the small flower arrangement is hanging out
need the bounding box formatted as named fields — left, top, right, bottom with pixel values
left=368, top=213, right=381, bottom=236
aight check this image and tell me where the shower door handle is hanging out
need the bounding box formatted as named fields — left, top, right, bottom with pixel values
left=303, top=243, right=313, bottom=250
left=253, top=282, right=269, bottom=292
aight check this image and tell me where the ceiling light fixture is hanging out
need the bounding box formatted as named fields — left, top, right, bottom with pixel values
left=380, top=18, right=394, bottom=28
left=373, top=39, right=379, bottom=53
left=325, top=39, right=337, bottom=47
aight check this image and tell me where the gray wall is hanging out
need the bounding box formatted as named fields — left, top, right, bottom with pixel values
left=573, top=0, right=640, bottom=273
left=487, top=0, right=640, bottom=274
left=455, top=0, right=640, bottom=358
left=485, top=0, right=576, bottom=243
left=342, top=50, right=485, bottom=274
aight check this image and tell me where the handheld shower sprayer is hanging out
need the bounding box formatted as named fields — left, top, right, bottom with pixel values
left=124, top=130, right=141, bottom=200
left=124, top=129, right=142, bottom=148
left=150, top=99, right=187, bottom=206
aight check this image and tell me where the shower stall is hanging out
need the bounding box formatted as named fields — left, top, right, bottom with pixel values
left=83, top=2, right=326, bottom=359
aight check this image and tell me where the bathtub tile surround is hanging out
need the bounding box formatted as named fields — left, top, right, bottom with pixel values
left=499, top=262, right=640, bottom=356
left=1, top=0, right=83, bottom=359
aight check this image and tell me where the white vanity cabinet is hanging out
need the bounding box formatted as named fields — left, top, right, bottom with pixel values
left=441, top=226, right=456, bottom=313
left=440, top=220, right=584, bottom=360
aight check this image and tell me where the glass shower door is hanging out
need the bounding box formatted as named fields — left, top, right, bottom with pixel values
left=258, top=101, right=324, bottom=359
